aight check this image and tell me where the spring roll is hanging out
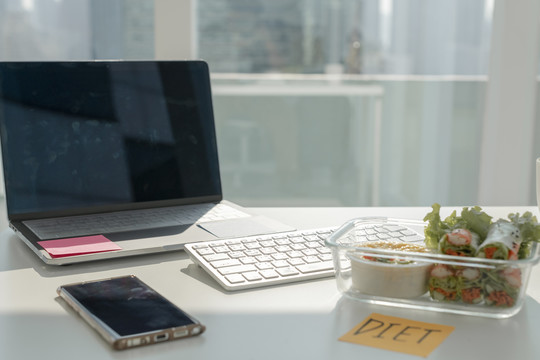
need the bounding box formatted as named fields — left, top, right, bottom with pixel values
left=456, top=267, right=484, bottom=304
left=484, top=267, right=522, bottom=307
left=428, top=264, right=459, bottom=302
left=438, top=229, right=480, bottom=257
left=477, top=221, right=522, bottom=260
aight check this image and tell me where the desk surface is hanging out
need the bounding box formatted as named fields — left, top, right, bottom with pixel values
left=1, top=205, right=540, bottom=360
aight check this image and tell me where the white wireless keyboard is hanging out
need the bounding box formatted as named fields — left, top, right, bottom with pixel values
left=184, top=227, right=337, bottom=291
left=185, top=222, right=425, bottom=291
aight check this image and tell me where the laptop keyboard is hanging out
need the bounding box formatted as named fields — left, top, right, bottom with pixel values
left=184, top=227, right=337, bottom=290
left=23, top=203, right=250, bottom=240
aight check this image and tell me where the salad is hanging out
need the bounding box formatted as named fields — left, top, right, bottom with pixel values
left=423, top=203, right=540, bottom=307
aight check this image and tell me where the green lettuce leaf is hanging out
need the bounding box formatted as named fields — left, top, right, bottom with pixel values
left=423, top=203, right=448, bottom=249
left=423, top=203, right=492, bottom=249
left=461, top=206, right=492, bottom=239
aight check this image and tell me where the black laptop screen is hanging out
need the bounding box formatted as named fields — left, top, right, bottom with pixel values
left=0, top=61, right=222, bottom=217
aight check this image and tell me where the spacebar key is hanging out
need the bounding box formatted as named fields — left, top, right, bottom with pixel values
left=296, top=261, right=334, bottom=274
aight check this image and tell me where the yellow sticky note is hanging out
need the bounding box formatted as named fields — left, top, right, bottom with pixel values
left=339, top=313, right=454, bottom=358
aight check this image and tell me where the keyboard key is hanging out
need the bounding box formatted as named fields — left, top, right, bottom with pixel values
left=302, top=249, right=319, bottom=257
left=229, top=244, right=246, bottom=251
left=196, top=248, right=214, bottom=256
left=305, top=255, right=322, bottom=263
left=365, top=228, right=377, bottom=235
left=287, top=251, right=304, bottom=258
left=239, top=257, right=257, bottom=265
left=275, top=239, right=291, bottom=246
left=244, top=250, right=261, bottom=257
left=271, top=253, right=288, bottom=261
left=276, top=267, right=299, bottom=277
left=225, top=274, right=246, bottom=284
left=204, top=254, right=230, bottom=262
left=243, top=272, right=263, bottom=281
left=255, top=255, right=273, bottom=262
left=218, top=264, right=257, bottom=275
left=228, top=252, right=245, bottom=259
left=256, top=262, right=273, bottom=270
left=276, top=245, right=292, bottom=252
left=260, top=269, right=279, bottom=279
left=287, top=258, right=305, bottom=266
left=212, top=246, right=230, bottom=253
left=271, top=260, right=290, bottom=268
left=225, top=239, right=241, bottom=244
left=244, top=242, right=261, bottom=250
left=260, top=248, right=277, bottom=255
left=317, top=247, right=332, bottom=254
left=211, top=259, right=241, bottom=268
left=296, top=261, right=334, bottom=274
left=401, top=235, right=423, bottom=242
left=192, top=244, right=210, bottom=249
left=384, top=225, right=406, bottom=232
left=318, top=254, right=333, bottom=261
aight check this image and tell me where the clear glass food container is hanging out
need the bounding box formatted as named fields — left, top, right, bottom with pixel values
left=325, top=217, right=540, bottom=318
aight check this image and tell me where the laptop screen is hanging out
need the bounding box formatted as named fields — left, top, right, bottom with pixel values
left=0, top=61, right=222, bottom=217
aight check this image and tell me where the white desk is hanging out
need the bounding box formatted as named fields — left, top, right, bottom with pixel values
left=1, top=205, right=540, bottom=360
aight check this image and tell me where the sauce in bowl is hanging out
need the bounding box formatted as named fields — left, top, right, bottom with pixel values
left=348, top=241, right=433, bottom=298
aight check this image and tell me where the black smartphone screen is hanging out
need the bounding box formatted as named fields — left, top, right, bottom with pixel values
left=61, top=276, right=197, bottom=336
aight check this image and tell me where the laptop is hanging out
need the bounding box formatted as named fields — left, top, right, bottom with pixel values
left=0, top=60, right=294, bottom=265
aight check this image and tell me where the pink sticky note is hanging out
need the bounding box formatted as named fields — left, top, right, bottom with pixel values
left=38, top=235, right=122, bottom=258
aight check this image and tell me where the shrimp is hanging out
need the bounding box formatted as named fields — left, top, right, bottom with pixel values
left=500, top=267, right=522, bottom=288
left=446, top=229, right=473, bottom=246
left=430, top=264, right=454, bottom=278
left=456, top=267, right=481, bottom=281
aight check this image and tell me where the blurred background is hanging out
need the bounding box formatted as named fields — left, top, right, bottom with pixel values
left=0, top=0, right=539, bottom=207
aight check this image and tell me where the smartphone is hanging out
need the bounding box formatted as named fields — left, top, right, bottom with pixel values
left=57, top=275, right=205, bottom=350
